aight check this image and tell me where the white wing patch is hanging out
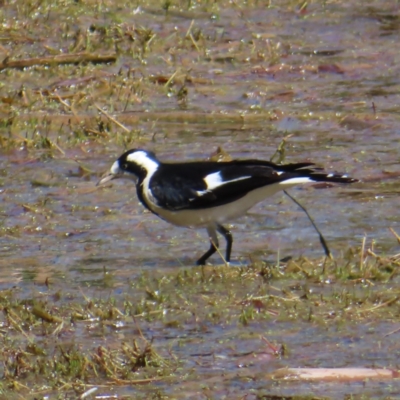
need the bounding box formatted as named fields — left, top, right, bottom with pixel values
left=204, top=172, right=222, bottom=190
left=204, top=172, right=251, bottom=190
left=279, top=177, right=313, bottom=185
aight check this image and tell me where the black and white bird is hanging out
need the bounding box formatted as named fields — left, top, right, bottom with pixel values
left=98, top=149, right=357, bottom=265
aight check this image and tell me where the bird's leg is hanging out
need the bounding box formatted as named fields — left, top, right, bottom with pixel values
left=196, top=226, right=219, bottom=265
left=216, top=224, right=233, bottom=263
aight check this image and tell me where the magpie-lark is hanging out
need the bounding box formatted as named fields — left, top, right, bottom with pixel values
left=98, top=149, right=357, bottom=265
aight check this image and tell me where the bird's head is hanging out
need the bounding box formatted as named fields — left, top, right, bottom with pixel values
left=97, top=149, right=159, bottom=186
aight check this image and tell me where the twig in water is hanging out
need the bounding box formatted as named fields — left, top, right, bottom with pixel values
left=210, top=238, right=229, bottom=266
left=94, top=103, right=130, bottom=133
left=270, top=135, right=331, bottom=258
left=389, top=227, right=400, bottom=245
left=360, top=235, right=366, bottom=272
left=283, top=190, right=332, bottom=259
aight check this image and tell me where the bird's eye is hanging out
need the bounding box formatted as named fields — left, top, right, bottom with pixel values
left=123, top=163, right=128, bottom=169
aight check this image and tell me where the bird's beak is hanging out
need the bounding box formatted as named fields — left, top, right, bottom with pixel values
left=97, top=161, right=123, bottom=186
left=96, top=172, right=117, bottom=186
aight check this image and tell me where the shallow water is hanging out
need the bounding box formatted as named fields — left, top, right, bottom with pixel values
left=1, top=0, right=400, bottom=398
left=0, top=121, right=397, bottom=288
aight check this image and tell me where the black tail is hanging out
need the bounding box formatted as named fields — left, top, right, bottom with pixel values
left=309, top=172, right=357, bottom=184
left=280, top=162, right=358, bottom=184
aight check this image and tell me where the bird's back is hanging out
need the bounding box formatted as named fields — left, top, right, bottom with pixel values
left=146, top=159, right=353, bottom=212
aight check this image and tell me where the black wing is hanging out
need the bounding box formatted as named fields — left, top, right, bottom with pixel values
left=148, top=160, right=346, bottom=211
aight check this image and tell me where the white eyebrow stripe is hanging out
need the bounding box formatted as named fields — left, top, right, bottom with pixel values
left=126, top=151, right=159, bottom=173
left=204, top=172, right=251, bottom=190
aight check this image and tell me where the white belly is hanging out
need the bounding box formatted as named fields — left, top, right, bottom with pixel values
left=147, top=182, right=300, bottom=228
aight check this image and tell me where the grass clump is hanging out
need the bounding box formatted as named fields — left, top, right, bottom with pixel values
left=1, top=244, right=400, bottom=397
left=0, top=288, right=175, bottom=398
